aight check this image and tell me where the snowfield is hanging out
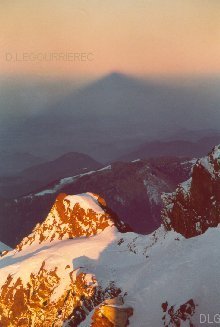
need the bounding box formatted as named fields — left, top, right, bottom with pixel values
left=0, top=242, right=11, bottom=252
left=0, top=146, right=219, bottom=326
left=1, top=222, right=220, bottom=326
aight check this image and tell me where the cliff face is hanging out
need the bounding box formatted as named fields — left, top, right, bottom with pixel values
left=162, top=145, right=220, bottom=238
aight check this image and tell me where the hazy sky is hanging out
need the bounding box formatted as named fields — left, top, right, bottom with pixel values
left=1, top=0, right=220, bottom=77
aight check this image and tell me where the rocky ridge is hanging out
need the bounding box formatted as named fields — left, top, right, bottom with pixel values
left=17, top=192, right=129, bottom=252
left=0, top=156, right=194, bottom=248
left=0, top=146, right=220, bottom=326
left=162, top=145, right=220, bottom=237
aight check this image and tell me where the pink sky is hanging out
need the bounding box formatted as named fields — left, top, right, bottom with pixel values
left=1, top=0, right=220, bottom=77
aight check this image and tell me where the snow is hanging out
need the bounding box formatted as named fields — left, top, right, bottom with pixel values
left=180, top=177, right=192, bottom=197
left=35, top=171, right=95, bottom=196
left=35, top=165, right=112, bottom=197
left=18, top=193, right=108, bottom=250
left=1, top=223, right=220, bottom=326
left=0, top=241, right=12, bottom=252
left=143, top=175, right=168, bottom=205
left=97, top=165, right=111, bottom=172
left=175, top=145, right=219, bottom=201
left=0, top=226, right=119, bottom=298
left=144, top=180, right=161, bottom=204
left=180, top=158, right=197, bottom=166
left=212, top=144, right=220, bottom=160
left=199, top=156, right=215, bottom=177
left=65, top=193, right=104, bottom=214
left=199, top=145, right=220, bottom=178
left=195, top=222, right=202, bottom=233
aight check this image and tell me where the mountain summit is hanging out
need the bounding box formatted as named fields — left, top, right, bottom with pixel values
left=0, top=146, right=220, bottom=326
left=17, top=192, right=129, bottom=251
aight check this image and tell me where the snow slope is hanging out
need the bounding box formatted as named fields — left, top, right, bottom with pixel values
left=0, top=143, right=219, bottom=326
left=0, top=241, right=11, bottom=252
left=0, top=209, right=220, bottom=326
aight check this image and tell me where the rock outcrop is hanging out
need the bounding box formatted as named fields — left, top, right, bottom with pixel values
left=162, top=145, right=220, bottom=238
left=0, top=146, right=220, bottom=326
left=0, top=193, right=127, bottom=327
left=17, top=192, right=129, bottom=251
left=91, top=296, right=133, bottom=327
left=162, top=299, right=196, bottom=327
left=0, top=268, right=120, bottom=327
left=0, top=156, right=194, bottom=248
